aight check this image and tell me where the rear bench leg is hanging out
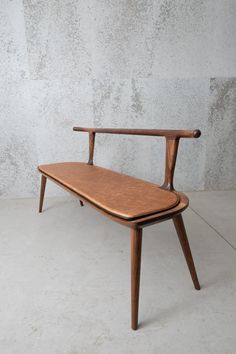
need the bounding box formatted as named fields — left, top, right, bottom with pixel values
left=80, top=200, right=84, bottom=206
left=39, top=175, right=47, bottom=213
left=131, top=227, right=143, bottom=330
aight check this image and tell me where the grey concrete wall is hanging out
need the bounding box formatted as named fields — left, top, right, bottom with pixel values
left=0, top=0, right=236, bottom=198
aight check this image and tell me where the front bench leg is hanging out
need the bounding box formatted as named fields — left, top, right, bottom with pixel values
left=39, top=175, right=47, bottom=213
left=173, top=214, right=200, bottom=290
left=131, top=227, right=143, bottom=330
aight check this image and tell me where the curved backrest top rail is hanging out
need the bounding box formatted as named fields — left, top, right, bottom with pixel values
left=73, top=127, right=201, bottom=139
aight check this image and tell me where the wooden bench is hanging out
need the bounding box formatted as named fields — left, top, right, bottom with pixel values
left=38, top=127, right=201, bottom=330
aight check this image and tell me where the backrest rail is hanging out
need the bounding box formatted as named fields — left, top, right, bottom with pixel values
left=73, top=127, right=201, bottom=139
left=73, top=126, right=201, bottom=191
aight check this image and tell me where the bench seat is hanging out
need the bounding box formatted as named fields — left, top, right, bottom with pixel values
left=38, top=162, right=180, bottom=220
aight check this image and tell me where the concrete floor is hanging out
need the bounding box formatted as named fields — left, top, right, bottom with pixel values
left=0, top=191, right=235, bottom=354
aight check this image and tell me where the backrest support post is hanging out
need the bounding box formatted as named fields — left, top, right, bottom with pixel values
left=161, top=137, right=180, bottom=191
left=88, top=132, right=96, bottom=165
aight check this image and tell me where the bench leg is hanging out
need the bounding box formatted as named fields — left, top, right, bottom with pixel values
left=39, top=175, right=47, bottom=213
left=131, top=227, right=142, bottom=330
left=79, top=200, right=84, bottom=206
left=173, top=214, right=200, bottom=290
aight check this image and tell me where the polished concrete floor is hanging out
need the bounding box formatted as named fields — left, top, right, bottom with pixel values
left=0, top=191, right=235, bottom=354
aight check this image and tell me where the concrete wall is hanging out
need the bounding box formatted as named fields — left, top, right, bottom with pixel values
left=0, top=0, right=236, bottom=198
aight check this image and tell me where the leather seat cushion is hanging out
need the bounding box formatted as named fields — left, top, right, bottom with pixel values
left=38, top=162, right=180, bottom=220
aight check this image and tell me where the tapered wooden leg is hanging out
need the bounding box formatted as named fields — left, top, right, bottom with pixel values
left=79, top=200, right=84, bottom=206
left=173, top=214, right=200, bottom=290
left=39, top=175, right=47, bottom=213
left=131, top=227, right=142, bottom=330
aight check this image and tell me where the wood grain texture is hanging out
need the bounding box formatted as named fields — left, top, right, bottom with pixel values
left=73, top=127, right=201, bottom=139
left=131, top=228, right=142, bottom=330
left=173, top=214, right=200, bottom=290
left=88, top=132, right=96, bottom=165
left=161, top=137, right=180, bottom=191
left=39, top=175, right=47, bottom=213
left=38, top=163, right=179, bottom=220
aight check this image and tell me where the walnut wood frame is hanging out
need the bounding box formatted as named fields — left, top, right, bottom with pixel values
left=39, top=127, right=201, bottom=330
